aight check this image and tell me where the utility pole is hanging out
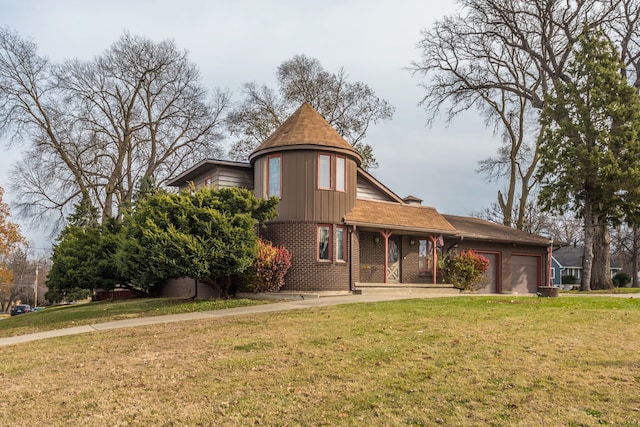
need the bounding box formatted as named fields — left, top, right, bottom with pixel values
left=34, top=263, right=39, bottom=308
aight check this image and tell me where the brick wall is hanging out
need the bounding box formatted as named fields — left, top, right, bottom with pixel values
left=358, top=231, right=386, bottom=283
left=400, top=237, right=436, bottom=284
left=261, top=221, right=351, bottom=291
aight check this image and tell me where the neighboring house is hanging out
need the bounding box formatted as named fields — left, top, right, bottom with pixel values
left=551, top=245, right=623, bottom=287
left=167, top=103, right=552, bottom=294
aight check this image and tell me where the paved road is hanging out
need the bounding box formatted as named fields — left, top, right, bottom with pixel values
left=1, top=292, right=637, bottom=347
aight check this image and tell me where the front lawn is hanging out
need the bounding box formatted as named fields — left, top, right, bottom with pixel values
left=1, top=296, right=639, bottom=426
left=0, top=297, right=266, bottom=338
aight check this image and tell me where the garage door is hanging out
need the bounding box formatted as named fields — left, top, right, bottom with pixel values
left=511, top=255, right=540, bottom=294
left=478, top=253, right=498, bottom=293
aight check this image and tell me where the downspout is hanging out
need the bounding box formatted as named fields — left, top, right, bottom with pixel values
left=547, top=240, right=554, bottom=287
left=348, top=225, right=354, bottom=292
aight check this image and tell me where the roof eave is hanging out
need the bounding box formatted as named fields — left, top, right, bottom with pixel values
left=166, top=159, right=252, bottom=187
left=343, top=220, right=456, bottom=235
left=249, top=144, right=362, bottom=165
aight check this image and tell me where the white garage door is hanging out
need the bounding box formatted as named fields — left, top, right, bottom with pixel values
left=511, top=255, right=540, bottom=294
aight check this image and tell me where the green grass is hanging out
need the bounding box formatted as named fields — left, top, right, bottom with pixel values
left=561, top=287, right=640, bottom=294
left=1, top=296, right=639, bottom=426
left=0, top=297, right=266, bottom=338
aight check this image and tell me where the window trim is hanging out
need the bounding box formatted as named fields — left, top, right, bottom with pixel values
left=318, top=224, right=332, bottom=262
left=318, top=153, right=333, bottom=190
left=266, top=154, right=282, bottom=199
left=336, top=225, right=347, bottom=262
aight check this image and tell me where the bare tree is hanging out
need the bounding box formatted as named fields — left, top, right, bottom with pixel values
left=472, top=200, right=583, bottom=244
left=0, top=29, right=229, bottom=231
left=413, top=0, right=640, bottom=292
left=227, top=54, right=394, bottom=170
left=410, top=0, right=620, bottom=229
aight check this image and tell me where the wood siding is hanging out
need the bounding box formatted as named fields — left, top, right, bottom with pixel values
left=255, top=150, right=358, bottom=223
left=177, top=165, right=253, bottom=192
left=356, top=176, right=398, bottom=201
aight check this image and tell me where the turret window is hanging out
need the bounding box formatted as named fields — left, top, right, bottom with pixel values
left=319, top=154, right=332, bottom=189
left=267, top=155, right=281, bottom=198
left=318, top=225, right=331, bottom=261
left=318, top=153, right=347, bottom=191
left=336, top=156, right=346, bottom=192
left=336, top=226, right=346, bottom=261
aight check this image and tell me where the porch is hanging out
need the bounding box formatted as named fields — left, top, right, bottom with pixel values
left=353, top=282, right=460, bottom=295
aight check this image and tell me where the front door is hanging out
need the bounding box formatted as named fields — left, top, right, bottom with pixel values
left=387, top=237, right=400, bottom=283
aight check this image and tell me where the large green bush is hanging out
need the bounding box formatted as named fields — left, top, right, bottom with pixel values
left=561, top=275, right=579, bottom=285
left=612, top=272, right=631, bottom=287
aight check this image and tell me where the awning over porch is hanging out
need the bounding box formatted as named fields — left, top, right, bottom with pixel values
left=343, top=199, right=456, bottom=235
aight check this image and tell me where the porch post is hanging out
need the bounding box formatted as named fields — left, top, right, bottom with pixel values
left=381, top=230, right=393, bottom=284
left=548, top=239, right=553, bottom=286
left=430, top=235, right=438, bottom=285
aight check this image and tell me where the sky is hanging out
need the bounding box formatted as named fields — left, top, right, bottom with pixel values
left=0, top=0, right=503, bottom=249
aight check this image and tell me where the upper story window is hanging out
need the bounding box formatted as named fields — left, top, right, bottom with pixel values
left=267, top=155, right=281, bottom=198
left=318, top=154, right=332, bottom=190
left=336, top=156, right=346, bottom=192
left=318, top=153, right=348, bottom=191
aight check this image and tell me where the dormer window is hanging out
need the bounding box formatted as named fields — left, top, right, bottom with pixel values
left=267, top=155, right=281, bottom=198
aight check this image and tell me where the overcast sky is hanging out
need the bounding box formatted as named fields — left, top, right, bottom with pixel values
left=0, top=0, right=504, bottom=249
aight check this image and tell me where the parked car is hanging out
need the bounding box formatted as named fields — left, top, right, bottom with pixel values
left=10, top=304, right=31, bottom=316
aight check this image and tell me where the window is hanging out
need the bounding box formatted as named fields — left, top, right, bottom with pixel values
left=419, top=239, right=432, bottom=272
left=267, top=155, right=281, bottom=198
left=319, top=154, right=332, bottom=189
left=551, top=268, right=555, bottom=279
left=203, top=176, right=212, bottom=187
left=318, top=225, right=331, bottom=261
left=336, top=226, right=346, bottom=262
left=419, top=238, right=442, bottom=272
left=566, top=268, right=580, bottom=279
left=336, top=156, right=346, bottom=192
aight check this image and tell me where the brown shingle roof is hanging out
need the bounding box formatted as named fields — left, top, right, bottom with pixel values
left=344, top=199, right=456, bottom=234
left=249, top=103, right=362, bottom=164
left=443, top=214, right=551, bottom=246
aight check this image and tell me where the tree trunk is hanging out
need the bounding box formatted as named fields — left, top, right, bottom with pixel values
left=590, top=221, right=613, bottom=290
left=581, top=199, right=594, bottom=291
left=633, top=227, right=639, bottom=288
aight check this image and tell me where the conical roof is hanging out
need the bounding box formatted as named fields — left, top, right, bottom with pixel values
left=248, top=103, right=362, bottom=165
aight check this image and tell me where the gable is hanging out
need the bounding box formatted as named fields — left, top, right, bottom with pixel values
left=356, top=168, right=404, bottom=203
